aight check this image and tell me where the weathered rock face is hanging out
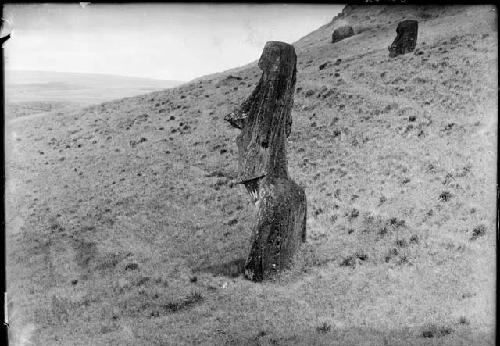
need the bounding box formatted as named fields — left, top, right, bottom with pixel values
left=388, top=20, right=418, bottom=57
left=224, top=41, right=307, bottom=282
left=331, top=25, right=355, bottom=43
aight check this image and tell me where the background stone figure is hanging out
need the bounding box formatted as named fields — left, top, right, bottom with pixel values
left=331, top=25, right=355, bottom=43
left=224, top=41, right=307, bottom=282
left=388, top=19, right=418, bottom=57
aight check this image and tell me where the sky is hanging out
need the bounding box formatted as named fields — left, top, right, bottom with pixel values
left=2, top=3, right=344, bottom=81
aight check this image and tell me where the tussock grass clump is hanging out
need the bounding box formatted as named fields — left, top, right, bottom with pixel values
left=470, top=224, right=486, bottom=241
left=124, top=262, right=139, bottom=271
left=48, top=220, right=65, bottom=233
left=346, top=208, right=360, bottom=221
left=384, top=248, right=399, bottom=263
left=304, top=89, right=315, bottom=97
left=421, top=324, right=453, bottom=338
left=340, top=256, right=356, bottom=267
left=314, top=207, right=324, bottom=217
left=395, top=239, right=408, bottom=248
left=409, top=234, right=419, bottom=244
left=164, top=292, right=204, bottom=313
left=316, top=322, right=331, bottom=333
left=339, top=252, right=368, bottom=268
left=389, top=217, right=406, bottom=228
left=438, top=191, right=452, bottom=202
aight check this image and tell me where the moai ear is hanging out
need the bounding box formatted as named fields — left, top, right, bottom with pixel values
left=224, top=77, right=263, bottom=130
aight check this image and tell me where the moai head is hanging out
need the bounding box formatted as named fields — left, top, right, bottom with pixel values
left=225, top=41, right=297, bottom=202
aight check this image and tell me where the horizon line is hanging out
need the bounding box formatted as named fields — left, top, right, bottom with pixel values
left=5, top=69, right=187, bottom=83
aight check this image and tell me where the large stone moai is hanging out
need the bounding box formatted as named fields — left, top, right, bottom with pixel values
left=331, top=25, right=355, bottom=43
left=389, top=20, right=418, bottom=57
left=224, top=41, right=307, bottom=282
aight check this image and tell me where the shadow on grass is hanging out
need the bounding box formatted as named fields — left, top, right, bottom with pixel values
left=197, top=258, right=246, bottom=278
left=222, top=325, right=494, bottom=346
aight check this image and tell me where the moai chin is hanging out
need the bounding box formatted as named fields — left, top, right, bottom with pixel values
left=388, top=20, right=418, bottom=58
left=224, top=41, right=307, bottom=282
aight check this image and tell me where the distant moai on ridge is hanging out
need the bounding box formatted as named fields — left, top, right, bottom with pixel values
left=224, top=41, right=307, bottom=282
left=389, top=20, right=418, bottom=57
left=331, top=25, right=355, bottom=43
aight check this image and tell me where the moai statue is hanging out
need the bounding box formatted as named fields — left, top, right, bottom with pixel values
left=331, top=25, right=355, bottom=43
left=388, top=20, right=418, bottom=57
left=224, top=41, right=307, bottom=282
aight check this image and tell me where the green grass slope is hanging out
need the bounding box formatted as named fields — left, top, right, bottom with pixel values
left=5, top=5, right=497, bottom=346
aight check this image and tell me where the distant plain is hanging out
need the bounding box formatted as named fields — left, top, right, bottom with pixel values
left=5, top=70, right=183, bottom=120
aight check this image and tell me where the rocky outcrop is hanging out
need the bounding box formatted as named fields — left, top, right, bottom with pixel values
left=388, top=20, right=418, bottom=57
left=331, top=26, right=355, bottom=43
left=224, top=41, right=307, bottom=282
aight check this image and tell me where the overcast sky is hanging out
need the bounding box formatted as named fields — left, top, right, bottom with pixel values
left=3, top=3, right=343, bottom=81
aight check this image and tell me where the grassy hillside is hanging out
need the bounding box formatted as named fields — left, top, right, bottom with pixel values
left=5, top=5, right=497, bottom=346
